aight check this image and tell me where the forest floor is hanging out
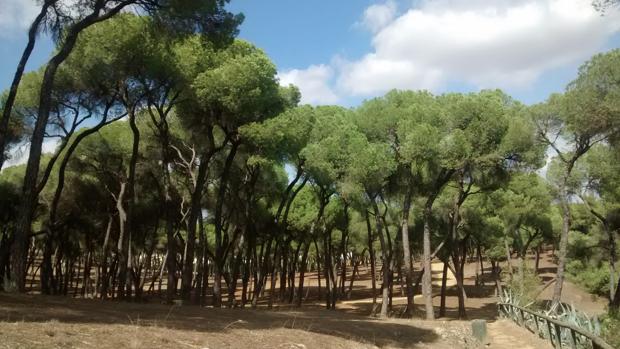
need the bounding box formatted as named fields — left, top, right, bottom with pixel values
left=0, top=251, right=604, bottom=348
left=0, top=293, right=554, bottom=349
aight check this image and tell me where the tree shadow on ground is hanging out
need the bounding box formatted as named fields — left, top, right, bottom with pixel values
left=0, top=294, right=442, bottom=349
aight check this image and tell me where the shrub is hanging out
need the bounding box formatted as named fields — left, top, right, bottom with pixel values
left=503, top=266, right=541, bottom=306
left=566, top=260, right=610, bottom=297
left=601, top=310, right=620, bottom=349
left=2, top=277, right=17, bottom=293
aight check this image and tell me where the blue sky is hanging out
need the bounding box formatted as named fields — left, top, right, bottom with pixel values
left=235, top=0, right=620, bottom=107
left=2, top=0, right=620, bottom=108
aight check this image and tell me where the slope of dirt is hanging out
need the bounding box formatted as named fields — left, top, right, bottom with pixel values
left=534, top=252, right=607, bottom=316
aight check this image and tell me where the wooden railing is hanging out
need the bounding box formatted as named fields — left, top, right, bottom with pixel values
left=497, top=302, right=614, bottom=349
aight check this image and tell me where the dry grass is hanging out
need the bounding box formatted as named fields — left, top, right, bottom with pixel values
left=1, top=252, right=587, bottom=348
left=0, top=294, right=477, bottom=349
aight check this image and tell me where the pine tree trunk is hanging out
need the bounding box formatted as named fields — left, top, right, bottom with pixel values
left=296, top=240, right=310, bottom=307
left=99, top=215, right=114, bottom=299
left=115, top=182, right=129, bottom=299
left=347, top=255, right=359, bottom=299
left=454, top=240, right=467, bottom=319
left=0, top=1, right=51, bottom=169
left=401, top=186, right=414, bottom=316
left=11, top=0, right=132, bottom=293
left=553, top=160, right=578, bottom=305
left=181, top=127, right=217, bottom=301
left=552, top=180, right=570, bottom=304
left=439, top=260, right=448, bottom=317
left=268, top=241, right=280, bottom=309
left=365, top=211, right=377, bottom=310
left=422, top=198, right=435, bottom=320
left=371, top=199, right=390, bottom=318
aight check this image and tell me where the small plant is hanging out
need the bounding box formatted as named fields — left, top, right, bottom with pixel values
left=2, top=277, right=17, bottom=293
left=566, top=260, right=611, bottom=297
left=502, top=266, right=541, bottom=306
left=600, top=310, right=620, bottom=349
left=500, top=288, right=604, bottom=349
left=549, top=302, right=601, bottom=336
left=499, top=288, right=533, bottom=308
left=542, top=302, right=602, bottom=349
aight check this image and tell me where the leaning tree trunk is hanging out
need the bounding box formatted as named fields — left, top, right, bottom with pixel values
left=121, top=107, right=141, bottom=299
left=608, top=226, right=617, bottom=305
left=552, top=155, right=583, bottom=304
left=11, top=0, right=133, bottom=293
left=552, top=174, right=571, bottom=305
left=181, top=126, right=219, bottom=301
left=611, top=266, right=620, bottom=310
left=0, top=1, right=52, bottom=169
left=252, top=237, right=273, bottom=308
left=45, top=108, right=121, bottom=296
left=213, top=141, right=239, bottom=307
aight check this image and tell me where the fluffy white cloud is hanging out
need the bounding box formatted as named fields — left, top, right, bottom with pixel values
left=360, top=0, right=398, bottom=33
left=337, top=0, right=620, bottom=97
left=0, top=0, right=39, bottom=37
left=279, top=64, right=340, bottom=105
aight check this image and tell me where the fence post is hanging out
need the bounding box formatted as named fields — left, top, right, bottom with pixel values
left=553, top=323, right=562, bottom=349
left=567, top=329, right=577, bottom=349
left=497, top=303, right=614, bottom=349
left=546, top=319, right=555, bottom=348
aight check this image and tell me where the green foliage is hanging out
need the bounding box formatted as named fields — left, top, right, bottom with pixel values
left=192, top=40, right=284, bottom=128
left=564, top=49, right=620, bottom=139
left=566, top=260, right=612, bottom=297
left=503, top=267, right=542, bottom=306
left=601, top=311, right=620, bottom=349
left=0, top=180, right=21, bottom=227
left=240, top=105, right=316, bottom=164
left=3, top=4, right=620, bottom=320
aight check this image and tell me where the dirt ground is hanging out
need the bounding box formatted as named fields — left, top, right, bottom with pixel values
left=0, top=250, right=602, bottom=349
left=0, top=293, right=476, bottom=349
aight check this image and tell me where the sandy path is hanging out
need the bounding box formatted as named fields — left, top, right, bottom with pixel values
left=487, top=319, right=551, bottom=349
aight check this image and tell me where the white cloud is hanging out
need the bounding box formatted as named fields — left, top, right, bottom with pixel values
left=336, top=0, right=620, bottom=97
left=1, top=138, right=60, bottom=171
left=279, top=64, right=340, bottom=105
left=360, top=0, right=398, bottom=33
left=0, top=0, right=39, bottom=38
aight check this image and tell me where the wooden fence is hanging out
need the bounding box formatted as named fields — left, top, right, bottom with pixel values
left=497, top=302, right=614, bottom=349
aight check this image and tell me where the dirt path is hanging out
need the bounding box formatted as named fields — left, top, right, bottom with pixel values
left=341, top=261, right=551, bottom=348
left=486, top=319, right=551, bottom=349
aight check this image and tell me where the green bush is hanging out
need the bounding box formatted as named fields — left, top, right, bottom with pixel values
left=2, top=277, right=17, bottom=293
left=601, top=311, right=620, bottom=349
left=566, top=260, right=610, bottom=297
left=503, top=266, right=541, bottom=306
